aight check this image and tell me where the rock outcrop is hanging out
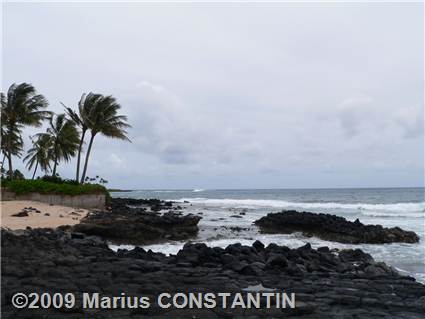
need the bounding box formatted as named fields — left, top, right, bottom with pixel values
left=255, top=210, right=420, bottom=244
left=72, top=198, right=200, bottom=244
left=2, top=229, right=425, bottom=318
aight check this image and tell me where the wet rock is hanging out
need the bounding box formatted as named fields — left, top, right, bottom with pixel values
left=339, top=249, right=373, bottom=263
left=255, top=210, right=419, bottom=244
left=72, top=198, right=201, bottom=245
left=252, top=240, right=265, bottom=251
left=70, top=232, right=85, bottom=240
left=1, top=229, right=425, bottom=318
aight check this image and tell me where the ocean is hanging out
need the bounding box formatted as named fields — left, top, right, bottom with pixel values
left=110, top=188, right=425, bottom=283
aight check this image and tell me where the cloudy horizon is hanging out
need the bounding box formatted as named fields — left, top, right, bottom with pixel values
left=2, top=3, right=424, bottom=189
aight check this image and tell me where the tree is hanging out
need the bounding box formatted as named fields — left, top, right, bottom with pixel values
left=12, top=169, right=25, bottom=180
left=1, top=83, right=50, bottom=178
left=63, top=93, right=101, bottom=182
left=23, top=134, right=53, bottom=179
left=80, top=94, right=131, bottom=183
left=1, top=125, right=24, bottom=173
left=46, top=113, right=80, bottom=176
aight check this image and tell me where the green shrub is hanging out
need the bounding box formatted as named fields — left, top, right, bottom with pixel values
left=12, top=170, right=25, bottom=180
left=2, top=179, right=109, bottom=196
left=40, top=175, right=79, bottom=185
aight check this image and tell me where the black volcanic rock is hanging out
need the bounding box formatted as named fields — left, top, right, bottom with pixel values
left=255, top=210, right=420, bottom=244
left=11, top=211, right=29, bottom=217
left=2, top=229, right=425, bottom=318
left=109, top=197, right=174, bottom=211
left=72, top=198, right=200, bottom=244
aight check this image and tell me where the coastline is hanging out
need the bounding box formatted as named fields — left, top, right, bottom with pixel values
left=111, top=188, right=425, bottom=284
left=2, top=205, right=425, bottom=317
left=2, top=194, right=424, bottom=317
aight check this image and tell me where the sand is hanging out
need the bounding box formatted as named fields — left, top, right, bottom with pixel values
left=1, top=200, right=89, bottom=230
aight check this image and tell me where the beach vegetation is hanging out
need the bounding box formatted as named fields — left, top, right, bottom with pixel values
left=44, top=113, right=80, bottom=176
left=23, top=134, right=53, bottom=179
left=2, top=178, right=108, bottom=196
left=1, top=83, right=50, bottom=179
left=1, top=82, right=130, bottom=187
left=76, top=94, right=131, bottom=184
left=63, top=93, right=97, bottom=183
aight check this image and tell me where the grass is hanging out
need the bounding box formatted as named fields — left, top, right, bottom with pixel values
left=2, top=179, right=109, bottom=196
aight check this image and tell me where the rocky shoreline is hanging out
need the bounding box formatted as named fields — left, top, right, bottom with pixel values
left=2, top=228, right=425, bottom=318
left=2, top=198, right=424, bottom=318
left=255, top=210, right=420, bottom=244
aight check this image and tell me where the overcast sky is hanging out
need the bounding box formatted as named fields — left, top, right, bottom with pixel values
left=2, top=3, right=424, bottom=189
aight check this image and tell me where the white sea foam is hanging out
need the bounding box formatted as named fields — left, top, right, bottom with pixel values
left=361, top=211, right=424, bottom=218
left=110, top=234, right=344, bottom=257
left=108, top=233, right=425, bottom=283
left=176, top=198, right=425, bottom=213
left=192, top=189, right=205, bottom=192
left=153, top=190, right=187, bottom=193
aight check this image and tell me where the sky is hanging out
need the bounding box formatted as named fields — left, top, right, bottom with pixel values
left=2, top=2, right=424, bottom=189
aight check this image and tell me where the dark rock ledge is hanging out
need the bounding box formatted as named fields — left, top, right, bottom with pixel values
left=255, top=210, right=420, bottom=244
left=2, top=229, right=425, bottom=318
left=71, top=198, right=201, bottom=244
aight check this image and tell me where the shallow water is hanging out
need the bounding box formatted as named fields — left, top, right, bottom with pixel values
left=110, top=188, right=425, bottom=283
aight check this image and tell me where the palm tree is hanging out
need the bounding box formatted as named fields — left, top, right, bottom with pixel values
left=80, top=95, right=131, bottom=183
left=46, top=113, right=80, bottom=176
left=1, top=83, right=50, bottom=178
left=1, top=125, right=24, bottom=172
left=63, top=93, right=101, bottom=182
left=23, top=134, right=53, bottom=179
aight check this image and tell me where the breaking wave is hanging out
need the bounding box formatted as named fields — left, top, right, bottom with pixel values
left=176, top=198, right=425, bottom=213
left=361, top=211, right=424, bottom=218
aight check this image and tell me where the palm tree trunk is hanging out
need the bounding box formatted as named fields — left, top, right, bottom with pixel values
left=52, top=145, right=59, bottom=176
left=1, top=153, right=6, bottom=167
left=7, top=151, right=13, bottom=179
left=32, top=161, right=38, bottom=179
left=75, top=129, right=86, bottom=183
left=52, top=145, right=58, bottom=176
left=80, top=133, right=95, bottom=184
left=52, top=156, right=58, bottom=176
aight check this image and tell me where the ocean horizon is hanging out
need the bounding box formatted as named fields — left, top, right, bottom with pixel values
left=119, top=186, right=425, bottom=191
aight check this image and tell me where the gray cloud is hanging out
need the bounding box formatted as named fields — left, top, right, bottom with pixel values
left=394, top=104, right=424, bottom=139
left=3, top=3, right=424, bottom=189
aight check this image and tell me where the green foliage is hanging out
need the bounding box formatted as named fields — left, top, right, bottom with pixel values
left=40, top=175, right=79, bottom=185
left=78, top=93, right=131, bottom=183
left=12, top=169, right=25, bottom=180
left=3, top=179, right=109, bottom=196
left=1, top=83, right=130, bottom=187
left=84, top=175, right=108, bottom=184
left=23, top=134, right=53, bottom=176
left=1, top=83, right=50, bottom=178
left=1, top=169, right=25, bottom=181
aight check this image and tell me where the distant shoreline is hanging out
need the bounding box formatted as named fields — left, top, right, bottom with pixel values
left=109, top=186, right=424, bottom=192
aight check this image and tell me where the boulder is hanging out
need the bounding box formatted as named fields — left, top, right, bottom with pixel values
left=2, top=229, right=425, bottom=318
left=255, top=210, right=419, bottom=244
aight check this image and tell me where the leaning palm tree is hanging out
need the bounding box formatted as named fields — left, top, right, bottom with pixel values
left=46, top=113, right=80, bottom=176
left=63, top=93, right=102, bottom=182
left=1, top=125, right=24, bottom=172
left=1, top=83, right=50, bottom=178
left=80, top=95, right=131, bottom=183
left=23, top=134, right=53, bottom=179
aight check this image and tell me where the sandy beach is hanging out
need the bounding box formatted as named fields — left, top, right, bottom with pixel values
left=0, top=200, right=88, bottom=230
